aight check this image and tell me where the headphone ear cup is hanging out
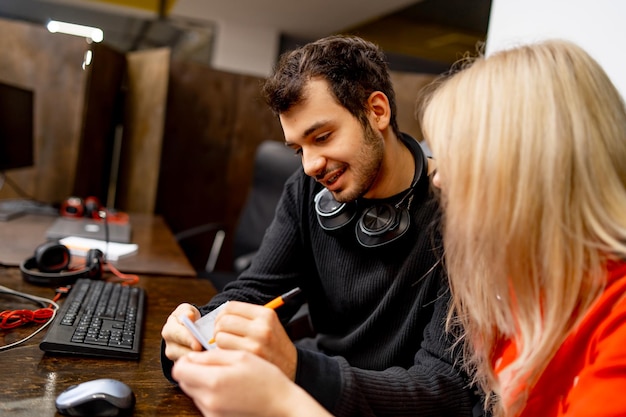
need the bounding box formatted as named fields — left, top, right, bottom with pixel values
left=356, top=204, right=411, bottom=248
left=314, top=188, right=357, bottom=231
left=34, top=242, right=71, bottom=273
left=60, top=196, right=85, bottom=218
left=84, top=196, right=103, bottom=219
left=85, top=249, right=104, bottom=279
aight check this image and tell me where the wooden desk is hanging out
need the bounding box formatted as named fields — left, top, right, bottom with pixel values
left=0, top=213, right=196, bottom=277
left=0, top=267, right=216, bottom=416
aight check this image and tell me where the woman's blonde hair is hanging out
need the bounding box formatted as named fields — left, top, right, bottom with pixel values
left=420, top=39, right=626, bottom=416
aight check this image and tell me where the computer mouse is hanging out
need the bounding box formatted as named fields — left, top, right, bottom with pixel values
left=55, top=378, right=135, bottom=416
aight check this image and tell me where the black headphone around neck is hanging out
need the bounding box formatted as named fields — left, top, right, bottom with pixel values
left=315, top=136, right=428, bottom=248
left=20, top=241, right=104, bottom=286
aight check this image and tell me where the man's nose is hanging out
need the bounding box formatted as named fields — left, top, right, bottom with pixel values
left=301, top=148, right=325, bottom=178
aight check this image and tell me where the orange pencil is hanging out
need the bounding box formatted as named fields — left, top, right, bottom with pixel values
left=208, top=288, right=302, bottom=344
left=262, top=287, right=302, bottom=309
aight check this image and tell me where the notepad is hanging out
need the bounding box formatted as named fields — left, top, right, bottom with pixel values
left=59, top=236, right=138, bottom=261
left=181, top=302, right=229, bottom=350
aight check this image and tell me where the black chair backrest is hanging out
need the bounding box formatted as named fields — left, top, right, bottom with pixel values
left=232, top=140, right=301, bottom=262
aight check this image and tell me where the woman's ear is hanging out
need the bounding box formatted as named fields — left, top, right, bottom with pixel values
left=368, top=91, right=391, bottom=130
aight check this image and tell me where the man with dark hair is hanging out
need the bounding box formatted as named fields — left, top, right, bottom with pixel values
left=161, top=35, right=480, bottom=417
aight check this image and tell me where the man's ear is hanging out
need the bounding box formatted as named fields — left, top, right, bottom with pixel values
left=367, top=91, right=391, bottom=130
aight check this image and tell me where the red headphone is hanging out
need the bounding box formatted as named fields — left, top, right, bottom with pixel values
left=60, top=196, right=129, bottom=224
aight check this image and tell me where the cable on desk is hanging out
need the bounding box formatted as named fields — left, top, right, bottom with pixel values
left=0, top=285, right=61, bottom=350
left=1, top=308, right=53, bottom=328
left=105, top=262, right=140, bottom=286
left=97, top=208, right=139, bottom=286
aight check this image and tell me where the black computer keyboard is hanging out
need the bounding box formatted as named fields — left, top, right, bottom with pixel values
left=40, top=278, right=145, bottom=360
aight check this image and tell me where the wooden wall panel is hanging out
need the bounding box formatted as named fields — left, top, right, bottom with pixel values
left=157, top=60, right=238, bottom=234
left=390, top=71, right=438, bottom=141
left=0, top=17, right=89, bottom=204
left=155, top=60, right=283, bottom=270
left=157, top=61, right=238, bottom=270
left=116, top=47, right=170, bottom=214
left=222, top=74, right=284, bottom=248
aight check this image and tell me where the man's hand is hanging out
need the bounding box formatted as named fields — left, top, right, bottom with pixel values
left=212, top=301, right=298, bottom=380
left=172, top=350, right=331, bottom=417
left=161, top=303, right=204, bottom=361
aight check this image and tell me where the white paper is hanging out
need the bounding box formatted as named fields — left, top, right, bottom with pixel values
left=181, top=302, right=228, bottom=350
left=59, top=236, right=138, bottom=261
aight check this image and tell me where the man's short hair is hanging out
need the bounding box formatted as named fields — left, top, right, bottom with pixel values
left=262, top=35, right=400, bottom=137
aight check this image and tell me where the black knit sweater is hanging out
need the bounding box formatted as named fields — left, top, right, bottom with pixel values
left=162, top=134, right=480, bottom=416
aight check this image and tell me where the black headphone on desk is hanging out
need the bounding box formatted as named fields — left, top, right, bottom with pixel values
left=314, top=138, right=428, bottom=248
left=20, top=241, right=104, bottom=286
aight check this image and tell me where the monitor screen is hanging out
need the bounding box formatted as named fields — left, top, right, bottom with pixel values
left=0, top=81, right=34, bottom=171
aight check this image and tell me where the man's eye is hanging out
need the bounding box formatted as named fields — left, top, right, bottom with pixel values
left=315, top=133, right=330, bottom=143
left=294, top=148, right=303, bottom=156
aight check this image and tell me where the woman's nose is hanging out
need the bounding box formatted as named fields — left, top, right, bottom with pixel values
left=432, top=170, right=442, bottom=189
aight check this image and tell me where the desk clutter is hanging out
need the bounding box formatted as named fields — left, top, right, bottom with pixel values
left=49, top=196, right=133, bottom=244
left=0, top=267, right=215, bottom=416
left=43, top=196, right=137, bottom=262
left=8, top=238, right=143, bottom=359
left=47, top=217, right=133, bottom=244
left=0, top=201, right=201, bottom=415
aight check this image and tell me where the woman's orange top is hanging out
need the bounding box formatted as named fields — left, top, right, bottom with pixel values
left=495, top=261, right=626, bottom=416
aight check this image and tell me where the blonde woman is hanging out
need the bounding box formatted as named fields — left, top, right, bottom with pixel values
left=420, top=39, right=626, bottom=416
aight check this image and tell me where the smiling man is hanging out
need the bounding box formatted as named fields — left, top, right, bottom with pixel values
left=282, top=78, right=410, bottom=202
left=161, top=35, right=482, bottom=417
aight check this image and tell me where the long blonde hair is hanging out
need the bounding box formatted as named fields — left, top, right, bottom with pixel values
left=420, top=40, right=626, bottom=416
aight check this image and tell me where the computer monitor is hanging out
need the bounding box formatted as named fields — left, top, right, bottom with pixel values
left=0, top=81, right=36, bottom=220
left=0, top=81, right=34, bottom=171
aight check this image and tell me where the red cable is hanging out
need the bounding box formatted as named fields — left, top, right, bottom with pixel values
left=0, top=308, right=54, bottom=329
left=105, top=262, right=140, bottom=286
left=0, top=288, right=64, bottom=329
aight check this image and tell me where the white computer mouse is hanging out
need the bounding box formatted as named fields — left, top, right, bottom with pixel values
left=55, top=378, right=135, bottom=416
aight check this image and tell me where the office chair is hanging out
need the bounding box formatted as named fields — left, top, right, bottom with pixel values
left=175, top=140, right=301, bottom=291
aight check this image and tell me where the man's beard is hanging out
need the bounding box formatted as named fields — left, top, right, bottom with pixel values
left=333, top=122, right=384, bottom=203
